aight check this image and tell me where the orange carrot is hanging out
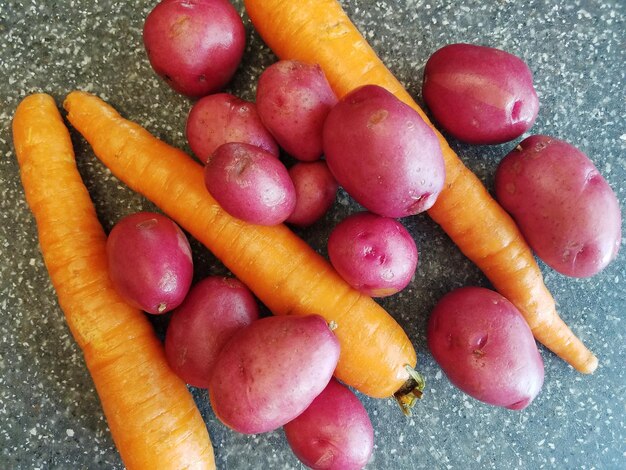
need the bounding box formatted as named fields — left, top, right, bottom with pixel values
left=12, top=93, right=215, bottom=469
left=63, top=90, right=422, bottom=405
left=243, top=0, right=598, bottom=374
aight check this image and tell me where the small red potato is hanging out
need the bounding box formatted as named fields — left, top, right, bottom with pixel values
left=427, top=287, right=544, bottom=410
left=327, top=212, right=418, bottom=297
left=204, top=142, right=296, bottom=226
left=106, top=212, right=193, bottom=314
left=323, top=84, right=445, bottom=217
left=164, top=276, right=259, bottom=388
left=286, top=161, right=339, bottom=227
left=422, top=43, right=539, bottom=144
left=284, top=378, right=374, bottom=470
left=256, top=60, right=338, bottom=161
left=495, top=135, right=621, bottom=277
left=209, top=315, right=340, bottom=434
left=186, top=93, right=279, bottom=164
left=143, top=0, right=246, bottom=98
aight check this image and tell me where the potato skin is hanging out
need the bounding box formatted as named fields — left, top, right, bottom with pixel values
left=204, top=142, right=296, bottom=226
left=256, top=60, right=338, bottom=161
left=106, top=212, right=193, bottom=314
left=186, top=93, right=279, bottom=163
left=427, top=287, right=544, bottom=410
left=323, top=84, right=445, bottom=217
left=327, top=212, right=418, bottom=297
left=143, top=0, right=246, bottom=98
left=209, top=315, right=340, bottom=434
left=164, top=276, right=259, bottom=388
left=283, top=379, right=374, bottom=470
left=495, top=135, right=621, bottom=277
left=286, top=161, right=338, bottom=227
left=422, top=43, right=539, bottom=144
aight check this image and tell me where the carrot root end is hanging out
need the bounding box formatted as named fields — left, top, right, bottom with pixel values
left=393, top=364, right=426, bottom=416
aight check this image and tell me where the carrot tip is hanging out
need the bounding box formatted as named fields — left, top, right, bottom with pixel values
left=393, top=364, right=426, bottom=416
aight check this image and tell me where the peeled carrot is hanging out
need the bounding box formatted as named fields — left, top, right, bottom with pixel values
left=12, top=93, right=215, bottom=469
left=244, top=0, right=598, bottom=374
left=63, top=90, right=422, bottom=404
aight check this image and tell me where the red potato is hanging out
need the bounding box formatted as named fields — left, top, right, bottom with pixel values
left=427, top=287, right=544, bottom=410
left=209, top=315, right=340, bottom=434
left=256, top=60, right=338, bottom=161
left=284, top=379, right=374, bottom=470
left=495, top=135, right=621, bottom=278
left=323, top=84, right=445, bottom=217
left=286, top=161, right=339, bottom=227
left=422, top=43, right=539, bottom=144
left=106, top=212, right=193, bottom=314
left=327, top=212, right=418, bottom=297
left=165, top=276, right=259, bottom=388
left=186, top=93, right=279, bottom=164
left=143, top=0, right=246, bottom=98
left=204, top=142, right=296, bottom=225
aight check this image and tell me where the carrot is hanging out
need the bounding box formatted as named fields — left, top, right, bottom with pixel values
left=12, top=93, right=216, bottom=469
left=62, top=90, right=423, bottom=406
left=243, top=0, right=598, bottom=374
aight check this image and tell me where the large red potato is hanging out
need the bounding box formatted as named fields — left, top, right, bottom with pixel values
left=186, top=93, right=279, bottom=164
left=143, top=0, right=246, bottom=98
left=165, top=276, right=259, bottom=388
left=209, top=315, right=340, bottom=434
left=427, top=287, right=544, bottom=410
left=323, top=84, right=445, bottom=217
left=422, top=43, right=539, bottom=144
left=256, top=60, right=338, bottom=161
left=327, top=212, right=418, bottom=297
left=106, top=212, right=193, bottom=314
left=284, top=379, right=374, bottom=470
left=495, top=135, right=621, bottom=277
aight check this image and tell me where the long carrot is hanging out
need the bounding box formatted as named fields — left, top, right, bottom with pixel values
left=12, top=93, right=216, bottom=469
left=243, top=0, right=598, bottom=374
left=63, top=90, right=422, bottom=405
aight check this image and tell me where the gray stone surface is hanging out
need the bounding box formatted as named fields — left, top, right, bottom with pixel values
left=0, top=0, right=624, bottom=469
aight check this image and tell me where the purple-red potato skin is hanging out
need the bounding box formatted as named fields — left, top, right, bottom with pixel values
left=422, top=43, right=539, bottom=145
left=106, top=212, right=193, bottom=314
left=327, top=212, right=418, bottom=297
left=209, top=315, right=340, bottom=434
left=164, top=276, right=259, bottom=388
left=186, top=93, right=279, bottom=164
left=204, top=142, right=296, bottom=225
left=256, top=60, right=338, bottom=161
left=427, top=287, right=544, bottom=410
left=495, top=135, right=621, bottom=278
left=143, top=0, right=245, bottom=98
left=323, top=84, right=445, bottom=217
left=284, top=379, right=374, bottom=470
left=286, top=161, right=339, bottom=227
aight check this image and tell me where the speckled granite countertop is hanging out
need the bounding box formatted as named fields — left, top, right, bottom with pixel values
left=1, top=0, right=624, bottom=468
